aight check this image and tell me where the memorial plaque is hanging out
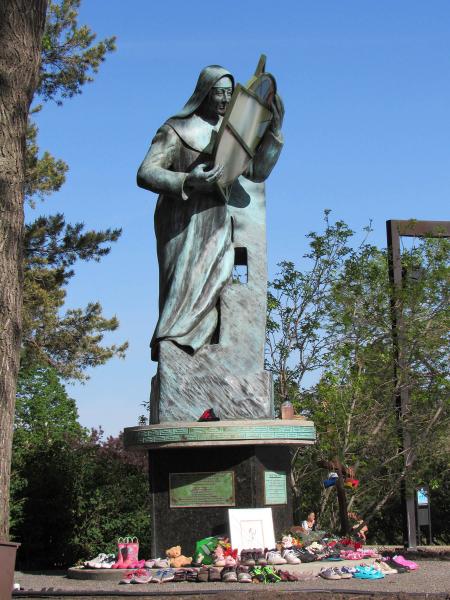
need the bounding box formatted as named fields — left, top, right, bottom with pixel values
left=264, top=470, right=287, bottom=505
left=169, top=471, right=235, bottom=508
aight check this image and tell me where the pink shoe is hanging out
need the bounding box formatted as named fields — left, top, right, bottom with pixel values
left=360, top=549, right=379, bottom=558
left=393, top=555, right=419, bottom=570
left=224, top=555, right=236, bottom=567
left=129, top=560, right=146, bottom=569
left=340, top=550, right=363, bottom=560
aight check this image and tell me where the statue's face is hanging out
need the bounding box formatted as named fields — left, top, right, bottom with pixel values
left=207, top=76, right=233, bottom=117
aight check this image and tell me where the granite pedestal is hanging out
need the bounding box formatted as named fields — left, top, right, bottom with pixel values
left=124, top=420, right=316, bottom=558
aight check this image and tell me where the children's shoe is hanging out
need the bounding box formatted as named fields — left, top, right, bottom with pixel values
left=240, top=549, right=255, bottom=566
left=393, top=555, right=418, bottom=570
left=221, top=566, right=237, bottom=582
left=99, top=554, right=116, bottom=568
left=119, top=571, right=137, bottom=584
left=250, top=566, right=265, bottom=583
left=262, top=565, right=281, bottom=583
left=86, top=553, right=108, bottom=568
left=129, top=559, right=146, bottom=569
left=197, top=566, right=209, bottom=582
left=153, top=557, right=170, bottom=568
left=209, top=567, right=222, bottom=582
left=255, top=549, right=267, bottom=565
left=186, top=567, right=199, bottom=582
left=160, top=568, right=175, bottom=583
left=281, top=549, right=300, bottom=564
left=353, top=565, right=384, bottom=579
left=265, top=550, right=287, bottom=565
left=132, top=568, right=152, bottom=584
left=173, top=568, right=187, bottom=582
left=223, top=554, right=236, bottom=567
left=333, top=567, right=352, bottom=579
left=319, top=567, right=341, bottom=580
left=294, top=548, right=316, bottom=562
left=236, top=566, right=252, bottom=583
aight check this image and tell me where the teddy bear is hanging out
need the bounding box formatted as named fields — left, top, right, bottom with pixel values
left=165, top=545, right=192, bottom=568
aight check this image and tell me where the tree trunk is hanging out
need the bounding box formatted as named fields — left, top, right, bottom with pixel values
left=335, top=470, right=350, bottom=536
left=0, top=0, right=47, bottom=540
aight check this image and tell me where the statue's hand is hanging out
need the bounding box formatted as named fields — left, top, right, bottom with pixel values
left=270, top=94, right=284, bottom=136
left=185, top=163, right=224, bottom=192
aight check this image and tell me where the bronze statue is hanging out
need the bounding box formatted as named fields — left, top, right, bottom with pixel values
left=137, top=62, right=284, bottom=422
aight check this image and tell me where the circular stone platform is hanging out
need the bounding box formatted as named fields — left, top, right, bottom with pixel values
left=67, top=567, right=139, bottom=581
left=124, top=419, right=316, bottom=449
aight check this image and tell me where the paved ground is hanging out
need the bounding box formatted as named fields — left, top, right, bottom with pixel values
left=13, top=559, right=450, bottom=599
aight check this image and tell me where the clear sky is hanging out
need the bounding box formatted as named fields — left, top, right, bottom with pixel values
left=30, top=0, right=450, bottom=436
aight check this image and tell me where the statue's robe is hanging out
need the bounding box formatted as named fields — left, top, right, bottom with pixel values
left=139, top=113, right=283, bottom=360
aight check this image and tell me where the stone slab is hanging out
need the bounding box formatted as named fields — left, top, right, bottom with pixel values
left=67, top=567, right=136, bottom=581
left=152, top=340, right=274, bottom=423
left=124, top=419, right=316, bottom=450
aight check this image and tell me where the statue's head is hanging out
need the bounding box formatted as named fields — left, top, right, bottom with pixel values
left=171, top=66, right=234, bottom=120
left=203, top=76, right=233, bottom=118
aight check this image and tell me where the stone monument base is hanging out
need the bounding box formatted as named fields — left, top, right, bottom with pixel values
left=151, top=341, right=274, bottom=423
left=124, top=420, right=316, bottom=558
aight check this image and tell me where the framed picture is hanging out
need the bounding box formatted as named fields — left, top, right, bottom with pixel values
left=228, top=508, right=275, bottom=552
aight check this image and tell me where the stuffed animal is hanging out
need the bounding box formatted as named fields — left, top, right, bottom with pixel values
left=165, top=545, right=192, bottom=568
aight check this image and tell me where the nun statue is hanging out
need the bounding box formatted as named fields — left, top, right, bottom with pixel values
left=137, top=64, right=284, bottom=423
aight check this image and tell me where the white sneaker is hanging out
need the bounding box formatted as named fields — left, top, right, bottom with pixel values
left=99, top=554, right=116, bottom=568
left=265, top=550, right=287, bottom=565
left=282, top=549, right=300, bottom=564
left=85, top=553, right=107, bottom=568
left=153, top=557, right=170, bottom=568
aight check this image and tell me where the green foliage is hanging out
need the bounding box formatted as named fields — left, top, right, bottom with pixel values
left=38, top=0, right=116, bottom=105
left=25, top=116, right=68, bottom=207
left=11, top=366, right=150, bottom=568
left=21, top=1, right=124, bottom=380
left=267, top=216, right=449, bottom=542
left=266, top=211, right=355, bottom=411
left=22, top=214, right=128, bottom=380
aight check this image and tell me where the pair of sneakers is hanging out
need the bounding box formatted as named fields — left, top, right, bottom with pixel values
left=120, top=568, right=152, bottom=584
left=198, top=566, right=221, bottom=582
left=250, top=565, right=281, bottom=583
left=85, top=553, right=116, bottom=569
left=152, top=567, right=175, bottom=583
left=353, top=565, right=385, bottom=579
left=265, top=550, right=287, bottom=565
left=281, top=548, right=301, bottom=564
left=266, top=549, right=300, bottom=565
left=240, top=548, right=266, bottom=566
left=319, top=566, right=353, bottom=580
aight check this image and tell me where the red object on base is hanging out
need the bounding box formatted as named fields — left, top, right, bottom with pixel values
left=198, top=409, right=220, bottom=422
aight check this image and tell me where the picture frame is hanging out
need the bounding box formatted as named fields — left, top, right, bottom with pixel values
left=228, top=507, right=275, bottom=553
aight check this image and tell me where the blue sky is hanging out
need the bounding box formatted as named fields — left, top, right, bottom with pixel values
left=31, top=0, right=450, bottom=435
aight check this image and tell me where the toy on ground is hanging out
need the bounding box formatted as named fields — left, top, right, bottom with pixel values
left=165, top=545, right=192, bottom=568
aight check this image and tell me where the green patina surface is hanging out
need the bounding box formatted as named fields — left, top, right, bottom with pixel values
left=169, top=471, right=235, bottom=508
left=124, top=423, right=316, bottom=446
